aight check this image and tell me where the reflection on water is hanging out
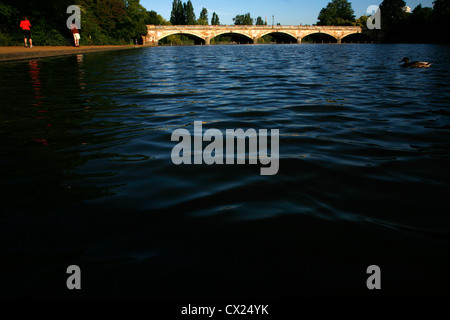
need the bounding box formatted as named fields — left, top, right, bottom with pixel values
left=28, top=60, right=43, bottom=107
left=1, top=44, right=450, bottom=299
left=28, top=60, right=48, bottom=145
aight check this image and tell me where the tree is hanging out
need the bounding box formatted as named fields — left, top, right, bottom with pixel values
left=410, top=4, right=433, bottom=23
left=146, top=10, right=159, bottom=25
left=198, top=7, right=208, bottom=25
left=0, top=3, right=18, bottom=33
left=355, top=15, right=368, bottom=27
left=433, top=0, right=450, bottom=16
left=397, top=4, right=432, bottom=42
left=1, top=0, right=149, bottom=45
left=184, top=0, right=196, bottom=25
left=146, top=10, right=171, bottom=25
left=118, top=0, right=148, bottom=40
left=170, top=0, right=186, bottom=25
left=317, top=0, right=355, bottom=26
left=379, top=0, right=407, bottom=29
left=233, top=13, right=253, bottom=25
left=255, top=16, right=266, bottom=25
left=76, top=0, right=148, bottom=44
left=432, top=0, right=450, bottom=29
left=211, top=12, right=220, bottom=25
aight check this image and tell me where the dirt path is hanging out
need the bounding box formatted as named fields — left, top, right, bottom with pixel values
left=0, top=45, right=146, bottom=62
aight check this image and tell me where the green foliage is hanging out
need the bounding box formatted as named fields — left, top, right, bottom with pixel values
left=433, top=0, right=450, bottom=17
left=211, top=12, right=220, bottom=25
left=159, top=35, right=195, bottom=45
left=0, top=0, right=149, bottom=46
left=170, top=0, right=186, bottom=25
left=0, top=31, right=21, bottom=46
left=258, top=35, right=274, bottom=43
left=355, top=15, right=368, bottom=27
left=77, top=0, right=148, bottom=43
left=317, top=0, right=355, bottom=25
left=85, top=0, right=127, bottom=32
left=86, top=32, right=123, bottom=46
left=410, top=4, right=433, bottom=23
left=379, top=0, right=407, bottom=28
left=397, top=4, right=434, bottom=43
left=197, top=7, right=208, bottom=25
left=145, top=10, right=158, bottom=24
left=184, top=0, right=196, bottom=25
left=32, top=20, right=70, bottom=46
left=432, top=0, right=450, bottom=38
left=210, top=35, right=251, bottom=44
left=233, top=13, right=253, bottom=25
left=116, top=0, right=148, bottom=39
left=0, top=3, right=19, bottom=32
left=211, top=35, right=232, bottom=44
left=145, top=10, right=170, bottom=25
left=373, top=0, right=449, bottom=43
left=170, top=0, right=201, bottom=25
left=256, top=17, right=266, bottom=25
left=0, top=3, right=21, bottom=45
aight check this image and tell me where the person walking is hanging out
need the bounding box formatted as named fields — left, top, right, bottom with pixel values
left=71, top=23, right=80, bottom=47
left=20, top=16, right=32, bottom=48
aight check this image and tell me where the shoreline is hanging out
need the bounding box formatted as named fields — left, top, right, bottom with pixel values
left=0, top=45, right=149, bottom=62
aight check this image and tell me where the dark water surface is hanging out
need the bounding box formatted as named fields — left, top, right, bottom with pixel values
left=1, top=44, right=450, bottom=299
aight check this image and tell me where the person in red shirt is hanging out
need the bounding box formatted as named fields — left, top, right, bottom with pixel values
left=20, top=17, right=32, bottom=48
left=71, top=23, right=80, bottom=47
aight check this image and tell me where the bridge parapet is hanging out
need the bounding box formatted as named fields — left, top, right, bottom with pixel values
left=148, top=25, right=362, bottom=30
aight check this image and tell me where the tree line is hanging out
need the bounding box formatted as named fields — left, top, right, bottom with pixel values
left=169, top=0, right=271, bottom=26
left=317, top=0, right=450, bottom=43
left=379, top=0, right=450, bottom=43
left=0, top=0, right=155, bottom=46
left=0, top=0, right=222, bottom=46
left=169, top=0, right=220, bottom=25
left=1, top=0, right=449, bottom=46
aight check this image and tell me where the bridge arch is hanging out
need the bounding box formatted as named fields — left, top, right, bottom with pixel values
left=259, top=31, right=298, bottom=43
left=158, top=31, right=206, bottom=45
left=158, top=31, right=206, bottom=41
left=301, top=30, right=338, bottom=40
left=341, top=32, right=373, bottom=43
left=301, top=31, right=340, bottom=43
left=210, top=31, right=253, bottom=44
left=211, top=30, right=253, bottom=40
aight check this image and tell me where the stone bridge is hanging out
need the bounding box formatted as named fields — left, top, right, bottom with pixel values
left=144, top=25, right=365, bottom=45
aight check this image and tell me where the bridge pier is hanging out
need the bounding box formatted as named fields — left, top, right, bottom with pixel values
left=297, top=37, right=302, bottom=44
left=253, top=37, right=258, bottom=45
left=337, top=37, right=342, bottom=44
left=205, top=37, right=211, bottom=45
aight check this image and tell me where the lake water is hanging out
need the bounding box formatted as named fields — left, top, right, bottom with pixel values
left=1, top=44, right=450, bottom=299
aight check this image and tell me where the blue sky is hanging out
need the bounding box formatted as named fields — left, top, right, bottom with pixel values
left=140, top=0, right=434, bottom=25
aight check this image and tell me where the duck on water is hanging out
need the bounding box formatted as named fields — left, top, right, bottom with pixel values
left=400, top=57, right=432, bottom=68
